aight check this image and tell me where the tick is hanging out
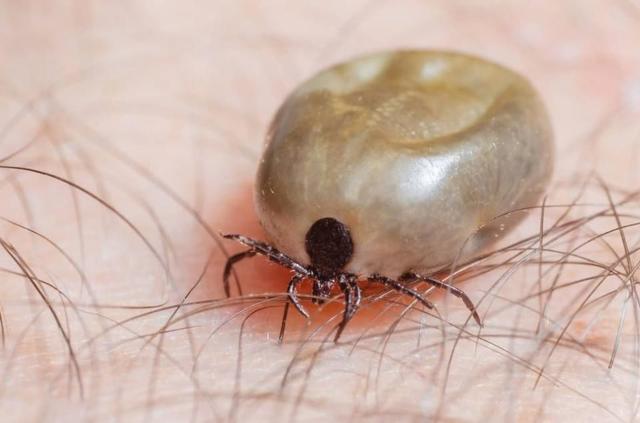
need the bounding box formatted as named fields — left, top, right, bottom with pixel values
left=223, top=50, right=554, bottom=340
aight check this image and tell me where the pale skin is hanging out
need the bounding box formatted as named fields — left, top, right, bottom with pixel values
left=1, top=1, right=640, bottom=422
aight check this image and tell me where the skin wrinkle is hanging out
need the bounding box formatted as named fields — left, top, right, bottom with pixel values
left=0, top=1, right=639, bottom=422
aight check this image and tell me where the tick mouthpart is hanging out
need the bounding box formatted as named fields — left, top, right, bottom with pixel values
left=311, top=279, right=335, bottom=304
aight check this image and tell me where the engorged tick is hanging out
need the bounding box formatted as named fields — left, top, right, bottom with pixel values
left=222, top=49, right=554, bottom=341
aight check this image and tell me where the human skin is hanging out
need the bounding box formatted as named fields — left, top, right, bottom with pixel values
left=1, top=1, right=640, bottom=422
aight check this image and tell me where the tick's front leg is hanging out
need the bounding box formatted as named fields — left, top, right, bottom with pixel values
left=287, top=274, right=309, bottom=319
left=334, top=274, right=361, bottom=342
left=222, top=234, right=311, bottom=276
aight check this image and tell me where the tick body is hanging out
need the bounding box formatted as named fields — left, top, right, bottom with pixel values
left=224, top=50, right=554, bottom=339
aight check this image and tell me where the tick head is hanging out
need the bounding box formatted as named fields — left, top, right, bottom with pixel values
left=305, top=217, right=353, bottom=279
left=311, top=279, right=334, bottom=304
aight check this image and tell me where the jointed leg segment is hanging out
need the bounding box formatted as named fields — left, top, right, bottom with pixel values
left=368, top=273, right=436, bottom=310
left=335, top=274, right=361, bottom=341
left=222, top=234, right=481, bottom=343
left=222, top=234, right=311, bottom=276
left=400, top=272, right=481, bottom=325
left=287, top=274, right=309, bottom=318
left=223, top=249, right=255, bottom=296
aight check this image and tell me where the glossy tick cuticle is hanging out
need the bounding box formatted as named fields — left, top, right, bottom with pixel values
left=223, top=49, right=554, bottom=341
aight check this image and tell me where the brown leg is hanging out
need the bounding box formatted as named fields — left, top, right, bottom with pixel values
left=287, top=274, right=309, bottom=319
left=402, top=272, right=481, bottom=326
left=334, top=274, right=361, bottom=342
left=368, top=273, right=436, bottom=310
left=222, top=234, right=311, bottom=276
left=222, top=249, right=255, bottom=297
left=278, top=302, right=290, bottom=344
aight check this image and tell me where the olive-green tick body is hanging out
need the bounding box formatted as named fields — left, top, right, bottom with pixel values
left=224, top=50, right=554, bottom=339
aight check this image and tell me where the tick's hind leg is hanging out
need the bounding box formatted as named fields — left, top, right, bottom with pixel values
left=368, top=274, right=435, bottom=311
left=402, top=272, right=481, bottom=326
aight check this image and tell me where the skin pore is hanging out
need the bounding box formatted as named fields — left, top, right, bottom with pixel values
left=1, top=1, right=640, bottom=422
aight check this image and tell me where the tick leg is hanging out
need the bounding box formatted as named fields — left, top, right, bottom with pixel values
left=335, top=275, right=361, bottom=342
left=278, top=302, right=290, bottom=344
left=222, top=249, right=255, bottom=297
left=368, top=274, right=435, bottom=310
left=351, top=278, right=362, bottom=313
left=280, top=275, right=308, bottom=343
left=223, top=234, right=311, bottom=276
left=288, top=274, right=310, bottom=319
left=403, top=272, right=481, bottom=326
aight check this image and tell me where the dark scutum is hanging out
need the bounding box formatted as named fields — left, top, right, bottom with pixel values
left=305, top=217, right=354, bottom=279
